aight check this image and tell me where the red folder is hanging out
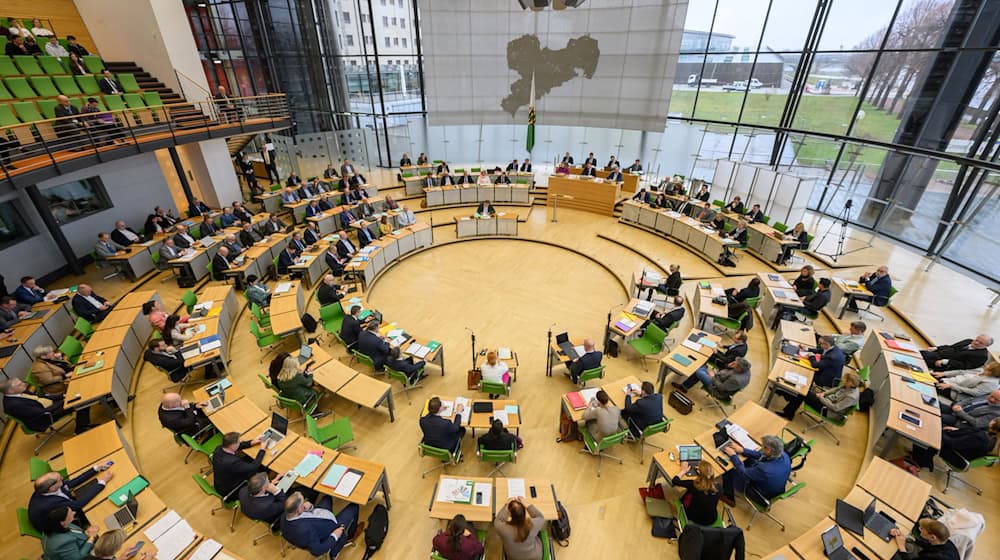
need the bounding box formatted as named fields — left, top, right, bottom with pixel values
left=566, top=392, right=586, bottom=410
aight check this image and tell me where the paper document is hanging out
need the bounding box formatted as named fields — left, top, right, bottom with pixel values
left=274, top=282, right=293, bottom=294
left=334, top=470, right=362, bottom=497
left=320, top=465, right=347, bottom=488
left=437, top=478, right=473, bottom=503
left=188, top=539, right=223, bottom=560
left=152, top=518, right=197, bottom=560
left=144, top=510, right=181, bottom=542
left=622, top=383, right=639, bottom=395
left=200, top=338, right=222, bottom=352
left=193, top=301, right=213, bottom=312
left=507, top=478, right=527, bottom=498
left=48, top=288, right=70, bottom=297
left=580, top=388, right=600, bottom=403
left=725, top=424, right=759, bottom=452
left=492, top=410, right=509, bottom=425
left=681, top=339, right=702, bottom=352
left=906, top=382, right=935, bottom=397
left=293, top=453, right=324, bottom=477
left=472, top=481, right=492, bottom=507
left=181, top=347, right=202, bottom=361
left=711, top=287, right=726, bottom=297
left=498, top=347, right=512, bottom=359
left=437, top=400, right=455, bottom=417
left=782, top=372, right=807, bottom=386
left=573, top=345, right=585, bottom=357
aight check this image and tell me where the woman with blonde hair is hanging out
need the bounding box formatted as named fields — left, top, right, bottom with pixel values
left=276, top=354, right=318, bottom=407
left=89, top=528, right=150, bottom=560
left=494, top=497, right=544, bottom=560
left=779, top=222, right=809, bottom=264
left=935, top=361, right=1000, bottom=404
left=671, top=460, right=722, bottom=525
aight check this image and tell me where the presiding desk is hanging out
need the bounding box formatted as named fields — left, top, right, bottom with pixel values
left=454, top=213, right=519, bottom=238
left=567, top=166, right=640, bottom=193
left=547, top=174, right=621, bottom=216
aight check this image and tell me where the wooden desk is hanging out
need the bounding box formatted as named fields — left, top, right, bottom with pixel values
left=191, top=380, right=243, bottom=411
left=758, top=272, right=792, bottom=289
left=209, top=397, right=268, bottom=436
left=855, top=457, right=931, bottom=523
left=312, top=359, right=359, bottom=393
left=65, top=369, right=116, bottom=418
left=116, top=290, right=159, bottom=310
left=79, top=449, right=140, bottom=509
left=761, top=357, right=816, bottom=408
left=429, top=476, right=495, bottom=522
left=85, top=326, right=133, bottom=352
left=655, top=329, right=721, bottom=393
left=774, top=320, right=816, bottom=362
left=88, top=487, right=166, bottom=535
left=790, top=520, right=869, bottom=560
left=546, top=336, right=584, bottom=376
left=468, top=399, right=521, bottom=436
left=319, top=453, right=389, bottom=508
left=475, top=348, right=519, bottom=382
left=729, top=401, right=789, bottom=440
left=760, top=545, right=802, bottom=560
left=888, top=374, right=941, bottom=416
left=836, top=486, right=913, bottom=560
left=830, top=277, right=874, bottom=319
left=494, top=478, right=558, bottom=520
left=690, top=283, right=728, bottom=331
left=608, top=298, right=656, bottom=338
left=63, top=421, right=124, bottom=475
left=886, top=399, right=941, bottom=449
left=337, top=374, right=395, bottom=422
left=267, top=437, right=335, bottom=488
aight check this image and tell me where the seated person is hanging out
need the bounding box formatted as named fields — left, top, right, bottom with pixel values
left=304, top=222, right=321, bottom=245
left=745, top=204, right=764, bottom=223
left=580, top=390, right=622, bottom=443
left=261, top=214, right=285, bottom=235
left=780, top=371, right=861, bottom=420
left=158, top=392, right=212, bottom=436
left=934, top=362, right=1000, bottom=405
left=316, top=275, right=343, bottom=307
left=822, top=321, right=867, bottom=357
left=478, top=419, right=517, bottom=452
left=567, top=338, right=602, bottom=384
left=555, top=161, right=571, bottom=175
left=211, top=246, right=232, bottom=281
left=721, top=435, right=790, bottom=505
left=275, top=354, right=319, bottom=407
left=357, top=198, right=376, bottom=219
left=199, top=214, right=219, bottom=237
left=622, top=381, right=663, bottom=437
left=172, top=224, right=197, bottom=249
left=357, top=225, right=376, bottom=248
left=643, top=264, right=682, bottom=299
left=494, top=171, right=512, bottom=184
left=386, top=346, right=425, bottom=382
left=245, top=275, right=271, bottom=309
left=397, top=206, right=416, bottom=227
left=606, top=167, right=623, bottom=182
left=378, top=215, right=392, bottom=236
left=42, top=505, right=97, bottom=560
left=494, top=498, right=545, bottom=560
left=335, top=230, right=357, bottom=259
left=384, top=196, right=399, bottom=210
left=1, top=377, right=91, bottom=435
left=674, top=358, right=751, bottom=401
left=921, top=335, right=993, bottom=372
left=110, top=221, right=142, bottom=246
left=219, top=207, right=239, bottom=228
left=911, top=417, right=1000, bottom=472
left=724, top=219, right=749, bottom=246
left=941, top=390, right=1000, bottom=429
left=670, top=462, right=722, bottom=526
left=212, top=432, right=265, bottom=499
left=281, top=491, right=359, bottom=558
left=0, top=297, right=30, bottom=330
left=240, top=472, right=286, bottom=526
left=479, top=351, right=510, bottom=390
left=792, top=265, right=816, bottom=297
left=709, top=213, right=727, bottom=232
left=280, top=187, right=300, bottom=204
left=476, top=171, right=492, bottom=185
left=799, top=277, right=831, bottom=316
left=693, top=184, right=711, bottom=202
left=305, top=200, right=322, bottom=218
left=432, top=514, right=484, bottom=560
left=94, top=232, right=127, bottom=263
left=632, top=188, right=651, bottom=204
left=457, top=171, right=475, bottom=184
left=339, top=305, right=365, bottom=348
left=847, top=265, right=893, bottom=311
left=30, top=345, right=74, bottom=396
left=724, top=300, right=752, bottom=330
left=144, top=339, right=189, bottom=383
left=476, top=200, right=496, bottom=217
left=644, top=295, right=685, bottom=332
left=14, top=276, right=47, bottom=306
left=778, top=223, right=809, bottom=265
left=889, top=519, right=960, bottom=560
left=28, top=466, right=111, bottom=533
left=581, top=163, right=597, bottom=177
left=801, top=336, right=846, bottom=388
left=325, top=246, right=347, bottom=277
left=709, top=331, right=748, bottom=369
left=695, top=203, right=716, bottom=224
left=356, top=321, right=391, bottom=371
left=221, top=234, right=244, bottom=257
left=71, top=284, right=112, bottom=323
left=725, top=277, right=760, bottom=304
left=421, top=396, right=465, bottom=453
left=189, top=199, right=211, bottom=216
left=277, top=245, right=299, bottom=276
left=724, top=197, right=745, bottom=214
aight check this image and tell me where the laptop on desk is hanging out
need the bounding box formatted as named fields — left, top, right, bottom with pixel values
left=104, top=490, right=139, bottom=531
left=863, top=498, right=896, bottom=542
left=259, top=412, right=289, bottom=447
left=835, top=499, right=866, bottom=538
left=555, top=332, right=579, bottom=360
left=0, top=345, right=17, bottom=359
left=822, top=525, right=858, bottom=560
left=297, top=344, right=313, bottom=365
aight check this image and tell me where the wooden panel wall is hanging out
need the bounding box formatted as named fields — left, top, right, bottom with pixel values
left=6, top=0, right=97, bottom=54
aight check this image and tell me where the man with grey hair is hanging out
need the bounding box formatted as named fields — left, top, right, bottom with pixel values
left=818, top=321, right=867, bottom=357
left=239, top=472, right=286, bottom=525
left=721, top=434, right=790, bottom=506
left=676, top=358, right=751, bottom=401
left=281, top=490, right=359, bottom=557
left=921, top=334, right=994, bottom=372
left=942, top=389, right=1000, bottom=429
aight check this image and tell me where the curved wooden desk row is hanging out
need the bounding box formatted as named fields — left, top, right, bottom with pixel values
left=0, top=296, right=75, bottom=381
left=284, top=189, right=384, bottom=226
left=424, top=183, right=532, bottom=208
left=402, top=169, right=533, bottom=196
left=341, top=223, right=433, bottom=291
left=258, top=178, right=380, bottom=215
left=454, top=214, right=519, bottom=238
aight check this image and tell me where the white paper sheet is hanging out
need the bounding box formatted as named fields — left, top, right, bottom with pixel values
left=507, top=478, right=527, bottom=498
left=187, top=539, right=222, bottom=560
left=144, top=510, right=181, bottom=542
left=152, top=518, right=197, bottom=560
left=473, top=481, right=492, bottom=507
left=334, top=470, right=362, bottom=497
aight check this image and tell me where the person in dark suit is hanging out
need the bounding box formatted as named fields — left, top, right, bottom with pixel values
left=581, top=163, right=597, bottom=177
left=281, top=491, right=359, bottom=558
left=710, top=331, right=748, bottom=369
left=398, top=154, right=412, bottom=167
left=725, top=278, right=760, bottom=304
left=921, top=335, right=993, bottom=372
left=298, top=182, right=318, bottom=200
left=158, top=392, right=211, bottom=436
left=71, top=284, right=112, bottom=322
left=568, top=338, right=603, bottom=384
left=212, top=432, right=265, bottom=499
left=277, top=245, right=299, bottom=276
left=0, top=295, right=30, bottom=330
left=172, top=224, right=197, bottom=249
left=340, top=207, right=359, bottom=227
left=622, top=381, right=663, bottom=437
left=305, top=200, right=322, bottom=219
left=145, top=339, right=189, bottom=382
left=188, top=199, right=211, bottom=216
left=97, top=69, right=124, bottom=95
left=847, top=265, right=892, bottom=310
left=647, top=296, right=685, bottom=332
left=520, top=159, right=532, bottom=172
left=792, top=265, right=816, bottom=297
left=605, top=156, right=618, bottom=170
left=693, top=185, right=711, bottom=202
left=239, top=473, right=286, bottom=526
left=721, top=435, right=790, bottom=504
left=357, top=226, right=376, bottom=248
left=316, top=275, right=343, bottom=307
left=494, top=171, right=512, bottom=185
left=335, top=231, right=357, bottom=259
left=724, top=197, right=745, bottom=215
left=339, top=306, right=364, bottom=348
left=506, top=159, right=519, bottom=172
left=476, top=200, right=496, bottom=216
left=239, top=223, right=261, bottom=247
left=199, top=215, right=218, bottom=238
left=286, top=173, right=302, bottom=187
left=14, top=276, right=47, bottom=306
left=386, top=346, right=425, bottom=382
left=478, top=419, right=517, bottom=451
left=340, top=160, right=355, bottom=177
left=356, top=321, right=391, bottom=371
left=561, top=152, right=575, bottom=165
left=349, top=171, right=366, bottom=187
left=53, top=96, right=84, bottom=138
left=801, top=277, right=831, bottom=315
left=212, top=246, right=232, bottom=281
left=420, top=396, right=465, bottom=453
left=261, top=215, right=285, bottom=236
left=233, top=202, right=254, bottom=223
left=303, top=223, right=322, bottom=246
left=111, top=221, right=142, bottom=246
left=911, top=417, right=1000, bottom=471
left=1, top=377, right=92, bottom=436
left=606, top=168, right=623, bottom=182
left=323, top=164, right=340, bottom=179
left=28, top=464, right=112, bottom=533
left=745, top=204, right=764, bottom=223
left=625, top=159, right=642, bottom=173
left=724, top=219, right=749, bottom=246
left=325, top=246, right=346, bottom=276
left=457, top=171, right=475, bottom=185
left=805, top=336, right=846, bottom=388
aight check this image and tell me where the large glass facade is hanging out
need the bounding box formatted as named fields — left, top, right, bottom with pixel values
left=185, top=0, right=1000, bottom=284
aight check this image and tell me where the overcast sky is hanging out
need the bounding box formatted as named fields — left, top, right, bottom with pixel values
left=683, top=0, right=930, bottom=52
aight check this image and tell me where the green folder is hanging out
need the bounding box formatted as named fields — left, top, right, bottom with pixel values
left=76, top=360, right=105, bottom=375
left=108, top=475, right=149, bottom=506
left=426, top=340, right=441, bottom=351
left=671, top=353, right=692, bottom=367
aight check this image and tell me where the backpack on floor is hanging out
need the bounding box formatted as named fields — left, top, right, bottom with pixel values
left=606, top=339, right=619, bottom=358
left=361, top=503, right=389, bottom=559
left=551, top=500, right=571, bottom=545
left=300, top=312, right=318, bottom=333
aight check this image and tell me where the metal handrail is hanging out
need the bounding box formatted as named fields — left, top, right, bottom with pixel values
left=0, top=93, right=290, bottom=182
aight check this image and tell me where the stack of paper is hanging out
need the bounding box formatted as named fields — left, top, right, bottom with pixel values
left=573, top=345, right=586, bottom=357
left=150, top=516, right=197, bottom=560
left=437, top=400, right=455, bottom=417
left=783, top=371, right=807, bottom=386
left=335, top=470, right=362, bottom=497
left=188, top=539, right=222, bottom=560
left=497, top=347, right=512, bottom=359
left=144, top=510, right=182, bottom=542
left=580, top=388, right=600, bottom=403
left=726, top=424, right=759, bottom=452
left=275, top=282, right=293, bottom=294
left=406, top=343, right=431, bottom=358
left=682, top=339, right=702, bottom=352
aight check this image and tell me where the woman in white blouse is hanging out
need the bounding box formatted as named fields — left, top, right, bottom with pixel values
left=480, top=351, right=509, bottom=399
left=476, top=170, right=492, bottom=186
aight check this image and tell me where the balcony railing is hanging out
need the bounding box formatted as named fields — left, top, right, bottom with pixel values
left=1, top=93, right=290, bottom=185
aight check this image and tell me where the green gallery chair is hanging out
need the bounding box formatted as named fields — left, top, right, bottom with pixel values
left=626, top=323, right=668, bottom=370
left=478, top=444, right=516, bottom=477
left=577, top=364, right=606, bottom=388
left=192, top=474, right=240, bottom=531
left=580, top=428, right=628, bottom=477
left=418, top=443, right=461, bottom=478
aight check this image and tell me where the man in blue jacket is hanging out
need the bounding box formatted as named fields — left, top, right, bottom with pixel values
left=420, top=396, right=465, bottom=454
left=848, top=265, right=892, bottom=310
left=621, top=381, right=663, bottom=437
left=721, top=435, right=790, bottom=506
left=568, top=338, right=603, bottom=384
left=281, top=491, right=359, bottom=557
left=14, top=276, right=47, bottom=306
left=28, top=463, right=114, bottom=532
left=807, top=336, right=846, bottom=388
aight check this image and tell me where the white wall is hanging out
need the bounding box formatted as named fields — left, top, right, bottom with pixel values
left=0, top=154, right=177, bottom=284
left=178, top=140, right=242, bottom=208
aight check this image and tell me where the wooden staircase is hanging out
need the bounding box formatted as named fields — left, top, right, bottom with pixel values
left=103, top=61, right=208, bottom=128
left=227, top=134, right=256, bottom=157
